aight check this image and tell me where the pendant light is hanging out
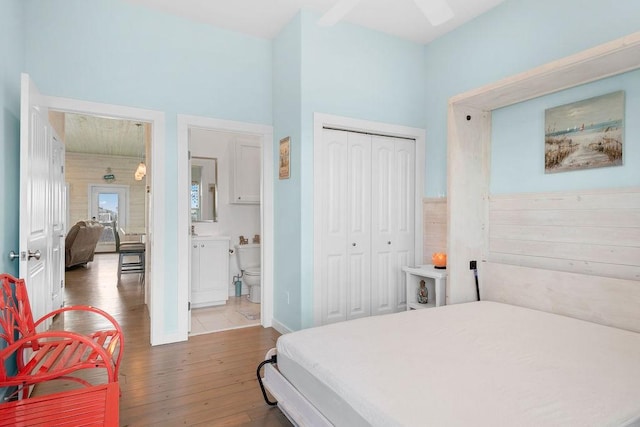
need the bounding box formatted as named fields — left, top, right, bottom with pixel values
left=134, top=123, right=146, bottom=181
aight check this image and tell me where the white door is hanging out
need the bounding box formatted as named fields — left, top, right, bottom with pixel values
left=346, top=133, right=372, bottom=320
left=371, top=136, right=415, bottom=315
left=321, top=130, right=372, bottom=324
left=392, top=137, right=415, bottom=311
left=19, top=74, right=54, bottom=331
left=89, top=185, right=129, bottom=252
left=371, top=136, right=396, bottom=316
left=50, top=135, right=66, bottom=310
left=321, top=129, right=349, bottom=323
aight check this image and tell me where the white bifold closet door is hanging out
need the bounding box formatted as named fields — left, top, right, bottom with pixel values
left=320, top=129, right=414, bottom=324
left=370, top=135, right=415, bottom=316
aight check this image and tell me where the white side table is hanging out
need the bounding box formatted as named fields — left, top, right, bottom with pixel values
left=402, top=264, right=447, bottom=310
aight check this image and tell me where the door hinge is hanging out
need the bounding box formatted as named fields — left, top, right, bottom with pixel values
left=188, top=150, right=191, bottom=160
left=61, top=165, right=64, bottom=174
left=188, top=301, right=191, bottom=311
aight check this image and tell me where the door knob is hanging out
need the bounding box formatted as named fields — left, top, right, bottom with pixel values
left=8, top=251, right=19, bottom=261
left=28, top=250, right=41, bottom=260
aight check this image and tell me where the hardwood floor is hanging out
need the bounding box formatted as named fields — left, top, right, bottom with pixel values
left=35, top=254, right=291, bottom=426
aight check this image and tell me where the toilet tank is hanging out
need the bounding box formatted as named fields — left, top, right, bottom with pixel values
left=235, top=244, right=260, bottom=270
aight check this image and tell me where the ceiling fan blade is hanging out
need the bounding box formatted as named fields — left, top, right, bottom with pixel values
left=317, top=0, right=363, bottom=27
left=412, top=0, right=454, bottom=26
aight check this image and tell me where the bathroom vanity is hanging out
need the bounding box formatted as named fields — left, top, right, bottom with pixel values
left=191, top=236, right=230, bottom=307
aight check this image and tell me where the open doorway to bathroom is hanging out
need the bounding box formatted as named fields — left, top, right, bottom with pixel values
left=188, top=127, right=263, bottom=335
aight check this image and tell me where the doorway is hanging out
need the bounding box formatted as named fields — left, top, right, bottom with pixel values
left=88, top=184, right=130, bottom=253
left=188, top=128, right=262, bottom=335
left=177, top=114, right=274, bottom=338
left=43, top=94, right=169, bottom=345
left=312, top=113, right=426, bottom=326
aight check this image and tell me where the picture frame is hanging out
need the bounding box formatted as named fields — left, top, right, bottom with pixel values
left=279, top=136, right=290, bottom=179
left=544, top=91, right=624, bottom=173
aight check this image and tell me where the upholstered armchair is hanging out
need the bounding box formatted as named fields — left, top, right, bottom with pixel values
left=65, top=220, right=105, bottom=269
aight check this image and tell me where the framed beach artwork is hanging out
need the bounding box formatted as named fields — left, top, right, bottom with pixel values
left=279, top=136, right=290, bottom=179
left=544, top=91, right=624, bottom=173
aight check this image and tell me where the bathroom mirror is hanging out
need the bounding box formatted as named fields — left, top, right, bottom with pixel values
left=190, top=156, right=218, bottom=222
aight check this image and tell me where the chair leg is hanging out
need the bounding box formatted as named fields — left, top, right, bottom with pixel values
left=117, top=253, right=123, bottom=280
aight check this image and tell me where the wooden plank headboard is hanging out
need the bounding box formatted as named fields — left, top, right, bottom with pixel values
left=483, top=187, right=640, bottom=332
left=482, top=262, right=640, bottom=333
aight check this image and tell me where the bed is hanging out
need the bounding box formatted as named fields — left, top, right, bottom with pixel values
left=262, top=301, right=640, bottom=426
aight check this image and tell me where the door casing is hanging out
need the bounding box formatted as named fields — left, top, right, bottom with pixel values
left=43, top=95, right=169, bottom=346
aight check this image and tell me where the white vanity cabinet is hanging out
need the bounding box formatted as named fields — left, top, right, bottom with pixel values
left=191, top=236, right=230, bottom=307
left=230, top=137, right=261, bottom=204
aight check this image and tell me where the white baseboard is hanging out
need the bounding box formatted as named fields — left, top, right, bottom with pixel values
left=271, top=318, right=293, bottom=335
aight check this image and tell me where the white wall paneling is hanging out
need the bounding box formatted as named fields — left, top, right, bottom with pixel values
left=483, top=262, right=640, bottom=333
left=488, top=188, right=640, bottom=281
left=66, top=152, right=145, bottom=231
left=422, top=198, right=447, bottom=264
left=448, top=31, right=640, bottom=326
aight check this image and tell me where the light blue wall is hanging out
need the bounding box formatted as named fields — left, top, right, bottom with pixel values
left=0, top=0, right=23, bottom=277
left=273, top=15, right=303, bottom=331
left=424, top=0, right=640, bottom=197
left=23, top=0, right=272, bottom=338
left=492, top=70, right=640, bottom=193
left=298, top=11, right=426, bottom=328
left=271, top=10, right=426, bottom=330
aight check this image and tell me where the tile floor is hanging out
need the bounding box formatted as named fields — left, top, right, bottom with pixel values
left=190, top=296, right=261, bottom=336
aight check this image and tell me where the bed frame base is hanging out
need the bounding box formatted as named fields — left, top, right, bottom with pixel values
left=262, top=358, right=332, bottom=427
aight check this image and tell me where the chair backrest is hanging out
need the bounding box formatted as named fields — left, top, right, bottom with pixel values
left=0, top=274, right=36, bottom=347
left=65, top=220, right=105, bottom=268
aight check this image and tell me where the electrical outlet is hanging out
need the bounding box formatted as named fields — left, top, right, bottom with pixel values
left=469, top=260, right=477, bottom=270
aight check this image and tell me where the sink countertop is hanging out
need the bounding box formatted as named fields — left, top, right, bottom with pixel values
left=191, top=235, right=231, bottom=240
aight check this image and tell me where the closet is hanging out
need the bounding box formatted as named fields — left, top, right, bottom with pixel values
left=318, top=128, right=415, bottom=324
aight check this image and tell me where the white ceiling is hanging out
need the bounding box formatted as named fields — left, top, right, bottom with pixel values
left=124, top=0, right=506, bottom=44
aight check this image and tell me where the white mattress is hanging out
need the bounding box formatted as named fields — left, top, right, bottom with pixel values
left=276, top=301, right=640, bottom=426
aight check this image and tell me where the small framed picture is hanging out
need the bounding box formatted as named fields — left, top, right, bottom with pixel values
left=279, top=137, right=290, bottom=179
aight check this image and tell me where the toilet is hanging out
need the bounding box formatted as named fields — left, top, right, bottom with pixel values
left=235, top=243, right=261, bottom=303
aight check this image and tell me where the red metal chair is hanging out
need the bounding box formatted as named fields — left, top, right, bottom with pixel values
left=0, top=274, right=124, bottom=399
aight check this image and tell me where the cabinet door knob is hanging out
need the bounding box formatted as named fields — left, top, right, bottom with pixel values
left=201, top=244, right=205, bottom=248
left=352, top=243, right=356, bottom=247
left=193, top=245, right=197, bottom=248
left=388, top=241, right=391, bottom=245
